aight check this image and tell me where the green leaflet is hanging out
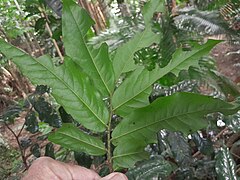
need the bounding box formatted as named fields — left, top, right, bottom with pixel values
left=112, top=93, right=240, bottom=167
left=112, top=140, right=149, bottom=170
left=0, top=39, right=109, bottom=132
left=63, top=0, right=115, bottom=96
left=112, top=40, right=220, bottom=116
left=113, top=0, right=165, bottom=80
left=215, top=147, right=237, bottom=180
left=113, top=28, right=160, bottom=80
left=48, top=124, right=106, bottom=156
left=113, top=67, right=153, bottom=116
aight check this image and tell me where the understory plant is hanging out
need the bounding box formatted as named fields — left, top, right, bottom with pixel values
left=0, top=84, right=60, bottom=170
left=0, top=0, right=239, bottom=174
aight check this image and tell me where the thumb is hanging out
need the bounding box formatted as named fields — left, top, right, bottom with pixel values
left=100, top=172, right=128, bottom=180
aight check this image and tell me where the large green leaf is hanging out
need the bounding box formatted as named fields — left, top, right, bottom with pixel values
left=0, top=39, right=108, bottom=132
left=112, top=93, right=240, bottom=167
left=112, top=92, right=239, bottom=144
left=63, top=0, right=115, bottom=96
left=215, top=147, right=237, bottom=180
left=48, top=124, right=106, bottom=156
left=113, top=0, right=165, bottom=80
left=112, top=40, right=220, bottom=116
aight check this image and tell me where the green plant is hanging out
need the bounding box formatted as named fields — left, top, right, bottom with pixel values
left=0, top=145, right=22, bottom=179
left=0, top=0, right=239, bottom=174
left=0, top=0, right=30, bottom=39
left=0, top=85, right=61, bottom=169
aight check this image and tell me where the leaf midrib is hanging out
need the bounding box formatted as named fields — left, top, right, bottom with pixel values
left=10, top=48, right=107, bottom=128
left=40, top=62, right=106, bottom=127
left=113, top=44, right=213, bottom=111
left=57, top=131, right=106, bottom=151
left=112, top=151, right=144, bottom=159
left=67, top=5, right=111, bottom=95
left=112, top=105, right=227, bottom=141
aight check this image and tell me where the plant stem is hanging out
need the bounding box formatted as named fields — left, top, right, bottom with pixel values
left=4, top=122, right=29, bottom=170
left=17, top=121, right=25, bottom=137
left=193, top=126, right=229, bottom=158
left=107, top=99, right=113, bottom=172
left=213, top=127, right=228, bottom=141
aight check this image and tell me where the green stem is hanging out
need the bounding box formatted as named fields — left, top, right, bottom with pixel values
left=107, top=99, right=113, bottom=172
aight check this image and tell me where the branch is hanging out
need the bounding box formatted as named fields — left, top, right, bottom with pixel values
left=4, top=122, right=29, bottom=169
left=193, top=127, right=229, bottom=158
left=38, top=6, right=64, bottom=63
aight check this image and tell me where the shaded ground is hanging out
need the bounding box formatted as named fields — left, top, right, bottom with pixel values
left=212, top=42, right=240, bottom=84
left=0, top=113, right=50, bottom=179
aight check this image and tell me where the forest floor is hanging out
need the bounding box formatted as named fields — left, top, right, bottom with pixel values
left=0, top=42, right=239, bottom=179
left=212, top=42, right=240, bottom=84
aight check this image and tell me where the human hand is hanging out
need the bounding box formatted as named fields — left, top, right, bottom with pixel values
left=22, top=157, right=127, bottom=180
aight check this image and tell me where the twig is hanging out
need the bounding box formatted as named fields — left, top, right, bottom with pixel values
left=192, top=151, right=201, bottom=158
left=13, top=0, right=36, bottom=55
left=17, top=122, right=25, bottom=137
left=14, top=0, right=44, bottom=56
left=38, top=6, right=64, bottom=63
left=17, top=107, right=32, bottom=137
left=0, top=66, right=12, bottom=77
left=193, top=127, right=229, bottom=158
left=236, top=168, right=240, bottom=175
left=231, top=151, right=240, bottom=160
left=213, top=127, right=229, bottom=142
left=107, top=99, right=113, bottom=173
left=4, top=122, right=29, bottom=169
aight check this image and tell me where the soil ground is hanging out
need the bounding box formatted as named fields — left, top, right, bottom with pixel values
left=212, top=42, right=240, bottom=84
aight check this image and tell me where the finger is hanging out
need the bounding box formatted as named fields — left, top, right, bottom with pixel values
left=100, top=172, right=128, bottom=180
left=23, top=157, right=68, bottom=180
left=65, top=163, right=100, bottom=180
left=23, top=157, right=101, bottom=180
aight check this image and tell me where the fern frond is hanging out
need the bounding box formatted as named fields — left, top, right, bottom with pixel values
left=175, top=6, right=240, bottom=43
left=174, top=9, right=226, bottom=36
left=194, top=0, right=230, bottom=10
